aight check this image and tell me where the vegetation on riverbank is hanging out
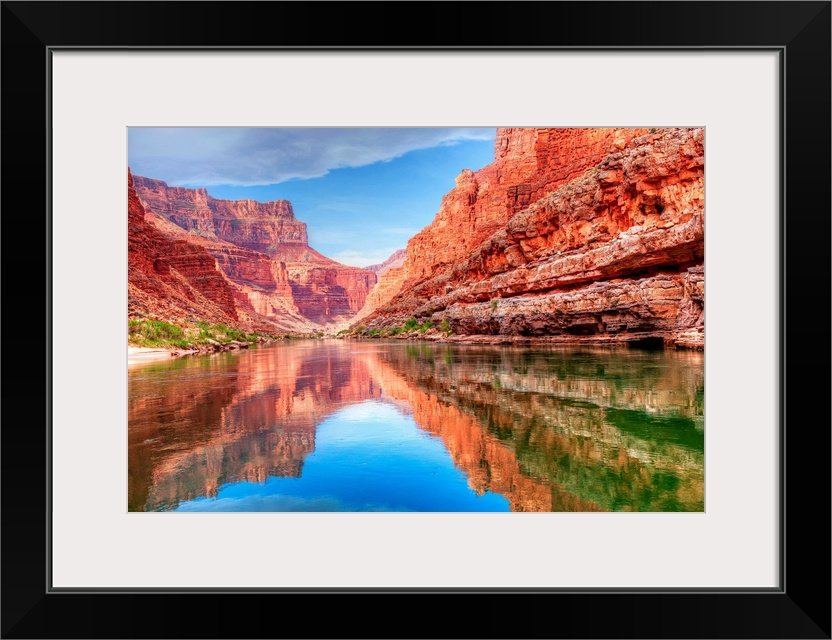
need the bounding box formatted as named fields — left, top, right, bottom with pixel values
left=128, top=318, right=327, bottom=351
left=128, top=319, right=261, bottom=349
left=128, top=313, right=461, bottom=353
left=337, top=316, right=452, bottom=339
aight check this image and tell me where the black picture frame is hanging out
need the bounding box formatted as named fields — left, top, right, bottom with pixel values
left=2, top=2, right=829, bottom=638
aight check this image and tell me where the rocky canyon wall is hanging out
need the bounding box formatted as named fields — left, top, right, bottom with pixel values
left=366, top=249, right=407, bottom=275
left=133, top=175, right=377, bottom=328
left=128, top=169, right=240, bottom=325
left=358, top=128, right=704, bottom=348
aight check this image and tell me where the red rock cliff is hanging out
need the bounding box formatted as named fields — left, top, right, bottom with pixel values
left=356, top=128, right=649, bottom=321
left=366, top=249, right=407, bottom=275
left=404, top=127, right=649, bottom=282
left=134, top=176, right=377, bottom=326
left=359, top=128, right=704, bottom=348
left=128, top=169, right=239, bottom=324
left=133, top=175, right=308, bottom=252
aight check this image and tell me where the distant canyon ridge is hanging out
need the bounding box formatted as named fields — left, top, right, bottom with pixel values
left=128, top=127, right=704, bottom=347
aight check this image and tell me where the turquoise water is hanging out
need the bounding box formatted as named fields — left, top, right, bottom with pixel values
left=128, top=340, right=704, bottom=512
left=176, top=402, right=509, bottom=512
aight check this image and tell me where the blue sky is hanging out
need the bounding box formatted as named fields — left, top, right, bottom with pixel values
left=128, top=128, right=497, bottom=267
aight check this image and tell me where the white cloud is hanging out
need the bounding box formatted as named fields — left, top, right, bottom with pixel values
left=128, top=127, right=496, bottom=187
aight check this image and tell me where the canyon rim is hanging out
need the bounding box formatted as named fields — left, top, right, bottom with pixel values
left=128, top=127, right=704, bottom=513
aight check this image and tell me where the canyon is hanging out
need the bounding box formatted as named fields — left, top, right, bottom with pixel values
left=355, top=127, right=704, bottom=349
left=128, top=170, right=241, bottom=326
left=130, top=173, right=377, bottom=330
left=127, top=128, right=705, bottom=513
left=365, top=248, right=407, bottom=276
left=129, top=127, right=703, bottom=349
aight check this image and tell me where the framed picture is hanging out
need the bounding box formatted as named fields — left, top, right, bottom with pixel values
left=3, top=1, right=829, bottom=638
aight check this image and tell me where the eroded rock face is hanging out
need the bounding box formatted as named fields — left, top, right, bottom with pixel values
left=351, top=265, right=407, bottom=326
left=133, top=175, right=307, bottom=252
left=128, top=169, right=239, bottom=325
left=360, top=128, right=704, bottom=348
left=365, top=249, right=406, bottom=275
left=351, top=249, right=407, bottom=325
left=140, top=207, right=313, bottom=332
left=287, top=261, right=377, bottom=325
left=403, top=127, right=650, bottom=282
left=134, top=175, right=377, bottom=326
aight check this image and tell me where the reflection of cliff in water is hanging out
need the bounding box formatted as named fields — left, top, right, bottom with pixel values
left=375, top=345, right=704, bottom=512
left=128, top=345, right=381, bottom=511
left=128, top=341, right=703, bottom=512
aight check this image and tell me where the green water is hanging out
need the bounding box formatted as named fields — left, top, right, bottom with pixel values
left=128, top=340, right=704, bottom=512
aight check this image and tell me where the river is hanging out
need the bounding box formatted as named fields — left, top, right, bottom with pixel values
left=128, top=340, right=704, bottom=512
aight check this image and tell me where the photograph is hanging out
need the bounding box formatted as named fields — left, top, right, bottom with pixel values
left=4, top=0, right=828, bottom=633
left=127, top=126, right=705, bottom=513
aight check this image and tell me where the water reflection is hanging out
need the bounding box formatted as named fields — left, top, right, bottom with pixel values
left=128, top=341, right=704, bottom=512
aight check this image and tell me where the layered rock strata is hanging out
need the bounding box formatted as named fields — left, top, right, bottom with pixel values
left=351, top=249, right=407, bottom=325
left=359, top=128, right=704, bottom=348
left=366, top=249, right=406, bottom=275
left=128, top=170, right=240, bottom=325
left=133, top=175, right=376, bottom=326
left=136, top=205, right=312, bottom=332
left=355, top=128, right=650, bottom=324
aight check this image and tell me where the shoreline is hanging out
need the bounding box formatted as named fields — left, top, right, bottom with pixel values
left=334, top=329, right=705, bottom=350
left=127, top=346, right=178, bottom=365
left=128, top=329, right=703, bottom=365
left=127, top=340, right=260, bottom=365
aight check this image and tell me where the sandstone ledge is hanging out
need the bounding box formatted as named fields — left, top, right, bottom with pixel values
left=336, top=331, right=703, bottom=350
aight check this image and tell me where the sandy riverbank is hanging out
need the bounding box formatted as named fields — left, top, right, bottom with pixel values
left=128, top=339, right=269, bottom=365
left=128, top=346, right=178, bottom=365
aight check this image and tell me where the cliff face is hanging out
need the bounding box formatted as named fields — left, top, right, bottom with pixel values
left=128, top=170, right=240, bottom=325
left=366, top=249, right=407, bottom=275
left=359, top=128, right=704, bottom=348
left=133, top=176, right=307, bottom=252
left=139, top=205, right=313, bottom=332
left=350, top=249, right=407, bottom=325
left=403, top=127, right=649, bottom=282
left=133, top=175, right=377, bottom=327
left=355, top=127, right=650, bottom=324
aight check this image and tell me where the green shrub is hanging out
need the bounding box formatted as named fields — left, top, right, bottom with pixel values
left=490, top=299, right=499, bottom=309
left=439, top=318, right=452, bottom=334
left=128, top=319, right=187, bottom=348
left=403, top=317, right=419, bottom=332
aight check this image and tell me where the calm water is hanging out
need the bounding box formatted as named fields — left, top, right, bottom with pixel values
left=128, top=340, right=704, bottom=512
